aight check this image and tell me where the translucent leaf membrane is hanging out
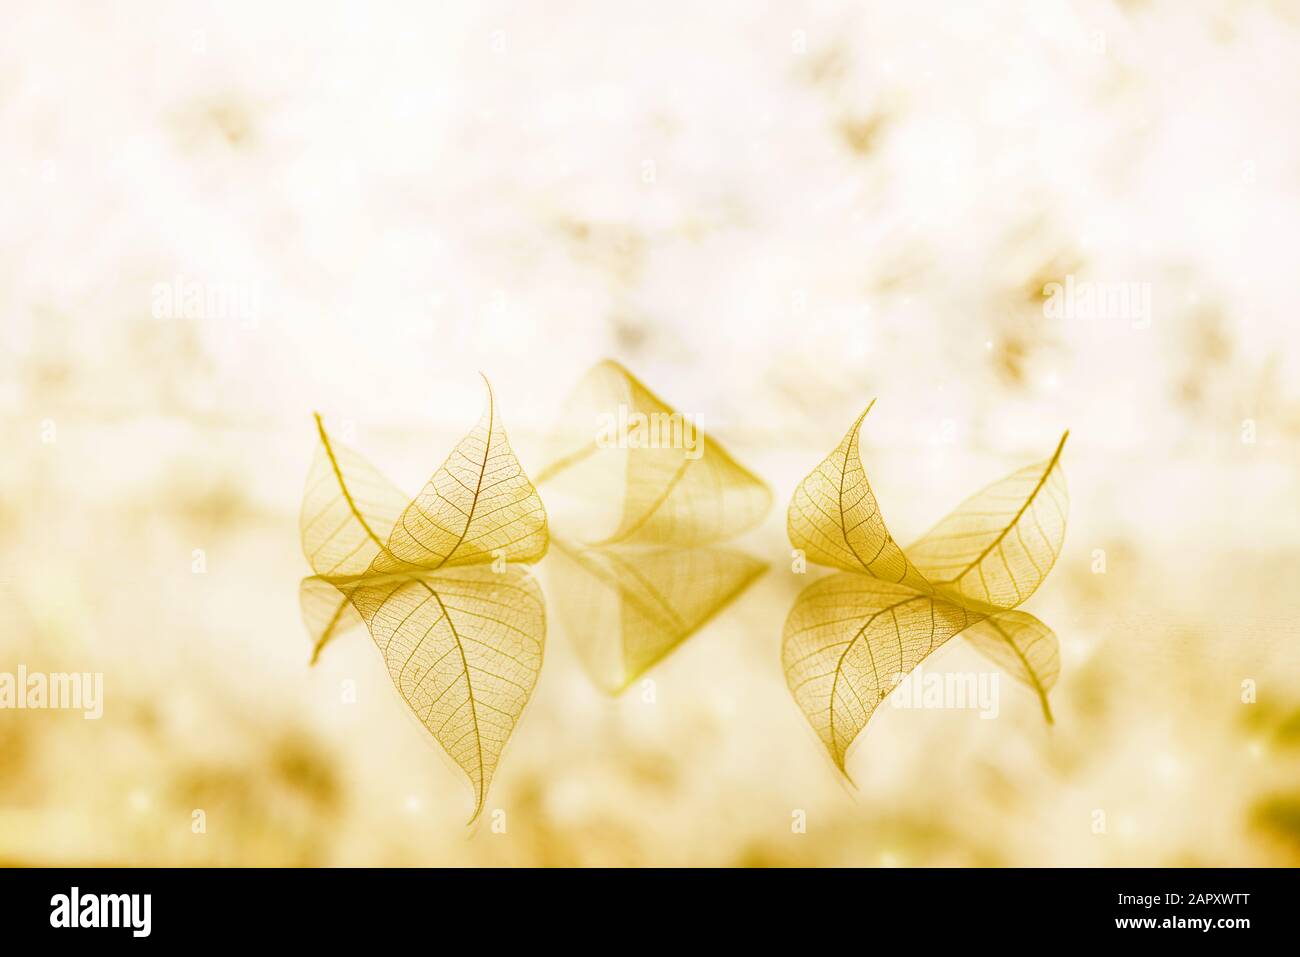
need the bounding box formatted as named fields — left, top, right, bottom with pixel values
left=343, top=565, right=544, bottom=822
left=373, top=377, right=548, bottom=573
left=538, top=359, right=770, bottom=546
left=297, top=379, right=548, bottom=823
left=908, top=432, right=1068, bottom=612
left=783, top=402, right=1069, bottom=771
left=299, top=575, right=364, bottom=665
left=539, top=360, right=772, bottom=694
left=961, top=610, right=1059, bottom=724
left=783, top=573, right=974, bottom=771
left=549, top=540, right=766, bottom=693
left=299, top=414, right=408, bottom=579
left=787, top=401, right=920, bottom=586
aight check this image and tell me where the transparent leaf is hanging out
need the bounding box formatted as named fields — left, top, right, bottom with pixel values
left=372, top=377, right=548, bottom=573
left=539, top=360, right=771, bottom=693
left=783, top=403, right=1069, bottom=771
left=787, top=401, right=922, bottom=587
left=299, top=575, right=364, bottom=665
left=962, top=610, right=1059, bottom=723
left=299, top=414, right=408, bottom=579
left=907, top=432, right=1069, bottom=612
left=783, top=572, right=974, bottom=771
left=537, top=359, right=769, bottom=546
left=342, top=565, right=544, bottom=822
left=549, top=539, right=766, bottom=693
left=298, top=379, right=548, bottom=822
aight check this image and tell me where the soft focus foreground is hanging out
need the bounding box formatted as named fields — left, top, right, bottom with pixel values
left=2, top=1, right=1299, bottom=866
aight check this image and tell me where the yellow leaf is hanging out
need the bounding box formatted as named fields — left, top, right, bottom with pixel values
left=299, top=575, right=364, bottom=665
left=961, top=610, right=1059, bottom=724
left=342, top=565, right=544, bottom=823
left=298, top=379, right=548, bottom=822
left=299, top=414, right=408, bottom=579
left=786, top=400, right=927, bottom=589
left=907, top=431, right=1069, bottom=612
left=539, top=360, right=772, bottom=693
left=783, top=572, right=974, bottom=771
left=537, top=359, right=769, bottom=546
left=783, top=403, right=1069, bottom=772
left=549, top=539, right=766, bottom=694
left=373, top=376, right=548, bottom=573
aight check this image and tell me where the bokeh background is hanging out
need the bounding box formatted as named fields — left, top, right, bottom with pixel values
left=3, top=0, right=1299, bottom=865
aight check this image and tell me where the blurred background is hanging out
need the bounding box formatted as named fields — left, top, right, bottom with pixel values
left=2, top=0, right=1299, bottom=865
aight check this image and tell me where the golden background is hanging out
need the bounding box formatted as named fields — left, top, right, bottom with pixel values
left=2, top=0, right=1299, bottom=865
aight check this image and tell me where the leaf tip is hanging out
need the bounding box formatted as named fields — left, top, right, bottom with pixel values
left=838, top=760, right=858, bottom=790
left=466, top=798, right=485, bottom=827
left=476, top=373, right=498, bottom=420
left=596, top=357, right=631, bottom=376
left=844, top=399, right=878, bottom=445
left=855, top=398, right=877, bottom=426
left=1039, top=692, right=1055, bottom=725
